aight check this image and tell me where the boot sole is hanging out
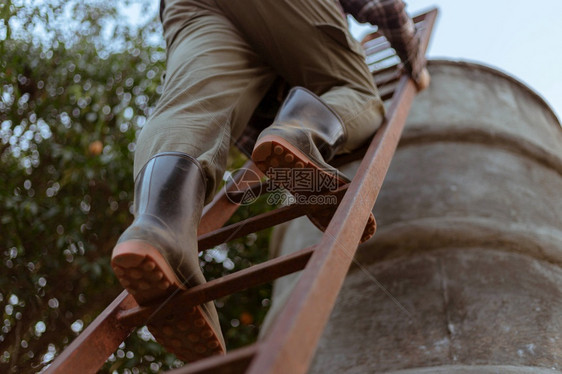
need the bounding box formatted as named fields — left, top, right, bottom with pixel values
left=252, top=134, right=349, bottom=193
left=252, top=134, right=376, bottom=242
left=112, top=240, right=225, bottom=362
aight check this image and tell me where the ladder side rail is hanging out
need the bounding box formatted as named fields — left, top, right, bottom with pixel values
left=248, top=71, right=417, bottom=374
left=44, top=291, right=137, bottom=373
left=246, top=9, right=437, bottom=374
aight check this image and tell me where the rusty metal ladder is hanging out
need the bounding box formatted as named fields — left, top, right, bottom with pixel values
left=46, top=9, right=437, bottom=374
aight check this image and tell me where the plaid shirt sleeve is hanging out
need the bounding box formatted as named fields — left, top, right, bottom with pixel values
left=340, top=0, right=424, bottom=81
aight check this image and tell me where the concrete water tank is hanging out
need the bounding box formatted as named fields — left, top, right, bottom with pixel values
left=263, top=60, right=562, bottom=373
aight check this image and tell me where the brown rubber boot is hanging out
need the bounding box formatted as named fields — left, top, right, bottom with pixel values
left=111, top=152, right=225, bottom=362
left=252, top=87, right=376, bottom=242
left=252, top=87, right=349, bottom=190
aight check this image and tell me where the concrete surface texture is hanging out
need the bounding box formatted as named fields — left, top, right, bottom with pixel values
left=261, top=61, right=562, bottom=373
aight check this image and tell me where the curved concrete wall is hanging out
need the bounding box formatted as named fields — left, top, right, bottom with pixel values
left=262, top=61, right=562, bottom=373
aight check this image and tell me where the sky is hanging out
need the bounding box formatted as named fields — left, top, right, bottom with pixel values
left=350, top=0, right=562, bottom=122
left=130, top=0, right=561, bottom=123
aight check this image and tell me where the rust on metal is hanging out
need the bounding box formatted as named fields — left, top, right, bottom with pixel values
left=117, top=246, right=316, bottom=327
left=198, top=160, right=261, bottom=236
left=198, top=183, right=351, bottom=251
left=167, top=344, right=259, bottom=374
left=198, top=202, right=310, bottom=251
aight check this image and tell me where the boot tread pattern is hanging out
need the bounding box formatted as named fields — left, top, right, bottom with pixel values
left=252, top=136, right=349, bottom=193
left=252, top=136, right=376, bottom=242
left=112, top=242, right=225, bottom=362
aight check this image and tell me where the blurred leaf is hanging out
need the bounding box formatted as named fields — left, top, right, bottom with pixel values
left=0, top=1, right=273, bottom=373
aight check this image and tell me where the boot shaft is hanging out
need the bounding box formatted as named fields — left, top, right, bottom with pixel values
left=272, top=87, right=346, bottom=162
left=134, top=152, right=207, bottom=226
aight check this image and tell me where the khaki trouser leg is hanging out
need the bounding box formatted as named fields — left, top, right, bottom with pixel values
left=136, top=0, right=384, bottom=200
left=134, top=0, right=276, bottom=199
left=216, top=0, right=385, bottom=153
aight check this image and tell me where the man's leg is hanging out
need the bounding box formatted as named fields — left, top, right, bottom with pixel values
left=217, top=0, right=385, bottom=153
left=135, top=0, right=276, bottom=198
left=112, top=0, right=276, bottom=362
left=213, top=2, right=384, bottom=339
left=218, top=0, right=379, bottom=241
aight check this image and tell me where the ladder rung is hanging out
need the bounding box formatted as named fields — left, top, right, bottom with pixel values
left=199, top=161, right=261, bottom=235
left=166, top=344, right=259, bottom=374
left=225, top=181, right=266, bottom=204
left=366, top=49, right=396, bottom=65
left=363, top=38, right=391, bottom=55
left=380, top=86, right=398, bottom=101
left=198, top=203, right=309, bottom=251
left=117, top=246, right=316, bottom=327
left=372, top=63, right=399, bottom=76
left=374, top=70, right=402, bottom=89
left=197, top=185, right=347, bottom=251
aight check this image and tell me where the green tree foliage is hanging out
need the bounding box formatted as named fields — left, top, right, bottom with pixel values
left=0, top=1, right=272, bottom=372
